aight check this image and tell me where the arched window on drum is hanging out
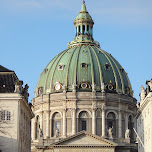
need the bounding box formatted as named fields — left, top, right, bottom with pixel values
left=52, top=112, right=61, bottom=137
left=78, top=111, right=91, bottom=132
left=107, top=112, right=116, bottom=138
left=128, top=115, right=134, bottom=140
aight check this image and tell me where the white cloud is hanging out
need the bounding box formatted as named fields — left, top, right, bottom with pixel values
left=0, top=0, right=152, bottom=25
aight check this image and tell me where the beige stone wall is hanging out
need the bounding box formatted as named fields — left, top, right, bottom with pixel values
left=54, top=148, right=115, bottom=152
left=0, top=93, right=33, bottom=152
left=137, top=92, right=152, bottom=152
left=0, top=93, right=20, bottom=152
left=31, top=92, right=137, bottom=151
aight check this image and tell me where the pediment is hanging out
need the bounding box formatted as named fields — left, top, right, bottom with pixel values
left=54, top=131, right=117, bottom=147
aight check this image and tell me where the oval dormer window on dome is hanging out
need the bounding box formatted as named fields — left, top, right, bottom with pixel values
left=126, top=86, right=130, bottom=95
left=120, top=68, right=125, bottom=73
left=58, top=64, right=64, bottom=71
left=38, top=87, right=43, bottom=95
left=104, top=63, right=110, bottom=71
left=81, top=63, right=88, bottom=69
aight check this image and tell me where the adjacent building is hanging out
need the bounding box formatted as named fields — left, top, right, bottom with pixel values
left=137, top=79, right=152, bottom=152
left=0, top=65, right=34, bottom=152
left=31, top=1, right=138, bottom=152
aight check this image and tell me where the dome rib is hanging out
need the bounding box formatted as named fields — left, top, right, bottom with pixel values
left=50, top=49, right=69, bottom=92
left=44, top=53, right=62, bottom=93
left=112, top=57, right=133, bottom=95
left=87, top=46, right=95, bottom=89
left=90, top=46, right=104, bottom=89
left=65, top=47, right=77, bottom=88
left=106, top=53, right=125, bottom=94
left=75, top=46, right=82, bottom=87
left=97, top=48, right=119, bottom=92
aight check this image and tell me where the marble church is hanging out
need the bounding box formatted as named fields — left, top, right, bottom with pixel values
left=31, top=1, right=138, bottom=152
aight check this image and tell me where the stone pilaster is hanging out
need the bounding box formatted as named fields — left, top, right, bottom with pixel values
left=118, top=111, right=122, bottom=138
left=102, top=106, right=106, bottom=137
left=50, top=118, right=52, bottom=137
left=125, top=113, right=128, bottom=130
left=46, top=111, right=50, bottom=138
left=92, top=109, right=96, bottom=135
left=39, top=111, right=43, bottom=129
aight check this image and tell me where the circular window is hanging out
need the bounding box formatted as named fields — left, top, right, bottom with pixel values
left=54, top=83, right=62, bottom=91
left=108, top=84, right=113, bottom=90
left=81, top=83, right=87, bottom=88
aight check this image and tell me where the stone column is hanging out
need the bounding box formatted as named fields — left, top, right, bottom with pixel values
left=102, top=109, right=106, bottom=137
left=39, top=112, right=43, bottom=129
left=118, top=111, right=122, bottom=138
left=50, top=118, right=52, bottom=137
left=63, top=109, right=66, bottom=137
left=46, top=111, right=50, bottom=138
left=80, top=25, right=83, bottom=34
left=85, top=24, right=87, bottom=34
left=72, top=109, right=76, bottom=135
left=32, top=117, right=36, bottom=140
left=125, top=113, right=128, bottom=130
left=92, top=109, right=96, bottom=135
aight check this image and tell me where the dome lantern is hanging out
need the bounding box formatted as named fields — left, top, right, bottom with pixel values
left=68, top=1, right=100, bottom=48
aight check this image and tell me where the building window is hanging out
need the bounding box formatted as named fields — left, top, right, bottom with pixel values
left=52, top=112, right=61, bottom=137
left=120, top=68, right=125, bottom=73
left=104, top=63, right=110, bottom=70
left=87, top=25, right=89, bottom=35
left=82, top=25, right=85, bottom=35
left=7, top=111, right=11, bottom=120
left=81, top=63, right=88, bottom=69
left=56, top=121, right=60, bottom=130
left=78, top=111, right=89, bottom=132
left=107, top=112, right=116, bottom=137
left=0, top=111, right=11, bottom=121
left=58, top=64, right=64, bottom=71
left=82, top=120, right=86, bottom=131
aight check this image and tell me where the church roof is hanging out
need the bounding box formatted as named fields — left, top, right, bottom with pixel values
left=0, top=65, right=18, bottom=93
left=75, top=1, right=93, bottom=21
left=36, top=1, right=133, bottom=97
left=53, top=131, right=118, bottom=147
left=0, top=65, right=13, bottom=72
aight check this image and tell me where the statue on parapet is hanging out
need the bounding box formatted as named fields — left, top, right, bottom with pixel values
left=107, top=126, right=113, bottom=139
left=55, top=128, right=60, bottom=138
left=39, top=128, right=43, bottom=139
left=125, top=128, right=130, bottom=139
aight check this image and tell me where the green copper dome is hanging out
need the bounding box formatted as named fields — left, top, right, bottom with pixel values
left=36, top=1, right=133, bottom=97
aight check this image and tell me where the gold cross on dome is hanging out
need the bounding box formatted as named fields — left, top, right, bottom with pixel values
left=83, top=0, right=85, bottom=4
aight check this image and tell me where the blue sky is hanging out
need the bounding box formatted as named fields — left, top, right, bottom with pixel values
left=0, top=0, right=152, bottom=102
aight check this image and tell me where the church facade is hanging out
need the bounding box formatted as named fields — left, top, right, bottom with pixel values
left=0, top=65, right=34, bottom=152
left=137, top=80, right=152, bottom=152
left=31, top=1, right=138, bottom=152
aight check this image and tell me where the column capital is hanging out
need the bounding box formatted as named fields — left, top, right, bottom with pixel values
left=102, top=104, right=106, bottom=110
left=45, top=110, right=50, bottom=114
left=63, top=108, right=66, bottom=112
left=71, top=108, right=76, bottom=112
left=92, top=108, right=97, bottom=111
left=38, top=111, right=43, bottom=115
